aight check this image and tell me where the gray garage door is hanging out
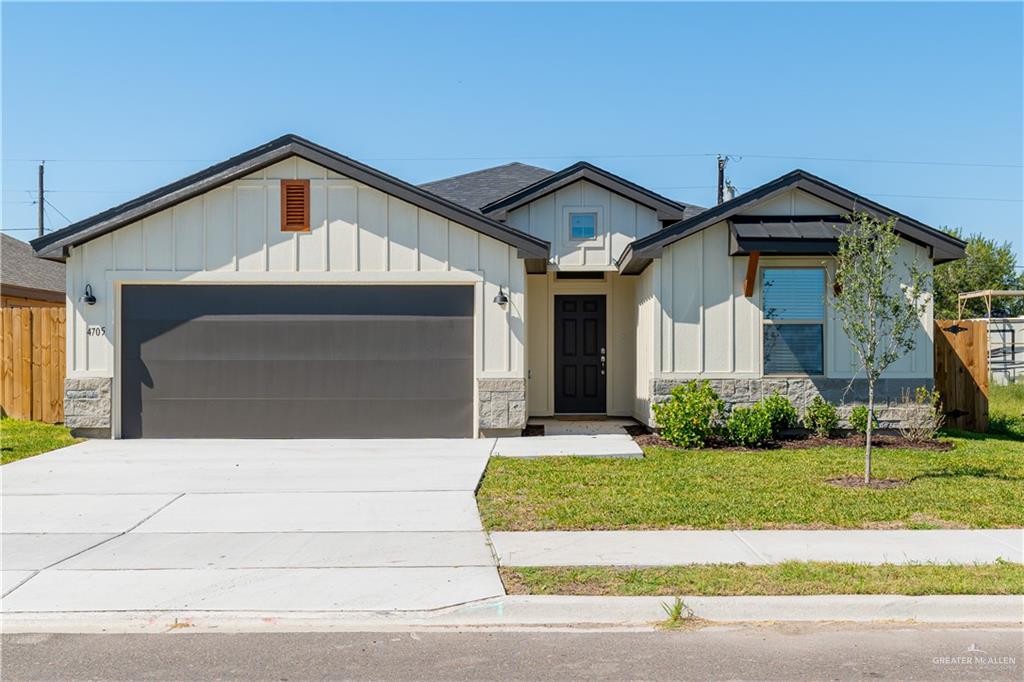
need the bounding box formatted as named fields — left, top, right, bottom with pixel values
left=121, top=285, right=474, bottom=438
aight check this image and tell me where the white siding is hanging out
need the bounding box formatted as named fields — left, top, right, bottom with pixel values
left=649, top=207, right=934, bottom=381
left=508, top=179, right=659, bottom=271
left=65, top=157, right=526, bottom=385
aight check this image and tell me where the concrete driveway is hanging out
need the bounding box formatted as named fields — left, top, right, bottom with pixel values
left=1, top=439, right=503, bottom=613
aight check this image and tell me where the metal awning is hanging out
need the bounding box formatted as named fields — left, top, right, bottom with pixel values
left=728, top=215, right=847, bottom=256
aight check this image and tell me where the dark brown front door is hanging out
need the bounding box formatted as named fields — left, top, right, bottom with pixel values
left=554, top=295, right=607, bottom=414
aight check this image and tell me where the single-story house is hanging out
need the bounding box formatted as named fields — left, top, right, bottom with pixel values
left=32, top=134, right=966, bottom=438
left=2, top=233, right=66, bottom=308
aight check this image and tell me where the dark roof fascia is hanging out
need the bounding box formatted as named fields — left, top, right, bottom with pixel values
left=32, top=134, right=550, bottom=262
left=617, top=169, right=967, bottom=274
left=480, top=161, right=695, bottom=222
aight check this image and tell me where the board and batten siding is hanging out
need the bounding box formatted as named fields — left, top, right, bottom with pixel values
left=66, top=157, right=526, bottom=380
left=647, top=189, right=934, bottom=381
left=507, top=180, right=660, bottom=270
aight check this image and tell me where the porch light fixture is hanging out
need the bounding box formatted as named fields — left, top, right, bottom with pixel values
left=493, top=288, right=509, bottom=306
left=80, top=284, right=97, bottom=306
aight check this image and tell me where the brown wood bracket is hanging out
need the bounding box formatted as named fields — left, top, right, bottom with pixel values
left=743, top=252, right=760, bottom=297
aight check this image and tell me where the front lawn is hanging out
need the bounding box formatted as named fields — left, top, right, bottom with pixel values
left=1, top=418, right=82, bottom=464
left=500, top=561, right=1024, bottom=596
left=477, top=434, right=1024, bottom=530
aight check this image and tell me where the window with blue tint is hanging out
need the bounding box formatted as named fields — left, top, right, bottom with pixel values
left=763, top=268, right=825, bottom=320
left=762, top=268, right=825, bottom=375
left=764, top=325, right=824, bottom=375
left=570, top=212, right=597, bottom=240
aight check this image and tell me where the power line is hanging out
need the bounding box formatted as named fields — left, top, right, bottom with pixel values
left=43, top=198, right=73, bottom=224
left=1, top=152, right=1020, bottom=168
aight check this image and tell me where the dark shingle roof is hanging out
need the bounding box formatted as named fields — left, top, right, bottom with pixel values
left=419, top=162, right=554, bottom=211
left=1, top=233, right=65, bottom=294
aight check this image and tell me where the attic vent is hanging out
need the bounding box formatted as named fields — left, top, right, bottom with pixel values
left=280, top=179, right=310, bottom=232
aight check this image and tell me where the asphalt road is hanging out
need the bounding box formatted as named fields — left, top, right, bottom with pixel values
left=3, top=626, right=1021, bottom=681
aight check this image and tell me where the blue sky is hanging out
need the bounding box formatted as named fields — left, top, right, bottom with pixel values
left=3, top=2, right=1022, bottom=264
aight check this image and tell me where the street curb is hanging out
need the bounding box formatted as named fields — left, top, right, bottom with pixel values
left=2, top=595, right=1021, bottom=633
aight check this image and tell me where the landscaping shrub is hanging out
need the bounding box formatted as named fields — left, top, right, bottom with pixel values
left=802, top=397, right=839, bottom=438
left=897, top=387, right=944, bottom=441
left=725, top=405, right=773, bottom=447
left=652, top=380, right=725, bottom=448
left=850, top=405, right=878, bottom=434
left=762, top=392, right=798, bottom=436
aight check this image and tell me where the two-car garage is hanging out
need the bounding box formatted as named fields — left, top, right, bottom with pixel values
left=119, top=284, right=475, bottom=438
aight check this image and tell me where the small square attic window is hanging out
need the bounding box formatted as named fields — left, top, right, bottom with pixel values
left=570, top=212, right=597, bottom=240
left=280, top=179, right=310, bottom=232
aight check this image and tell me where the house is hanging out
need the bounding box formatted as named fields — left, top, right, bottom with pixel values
left=32, top=134, right=966, bottom=438
left=2, top=233, right=66, bottom=308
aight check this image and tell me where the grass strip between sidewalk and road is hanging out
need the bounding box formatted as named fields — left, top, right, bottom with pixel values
left=1, top=418, right=82, bottom=465
left=500, top=561, right=1024, bottom=596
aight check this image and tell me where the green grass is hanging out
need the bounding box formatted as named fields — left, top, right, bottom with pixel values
left=991, top=382, right=1024, bottom=438
left=500, top=561, right=1024, bottom=596
left=478, top=434, right=1024, bottom=530
left=1, top=418, right=82, bottom=464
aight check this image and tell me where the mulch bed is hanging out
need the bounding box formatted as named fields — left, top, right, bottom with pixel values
left=623, top=423, right=954, bottom=452
left=826, top=474, right=908, bottom=490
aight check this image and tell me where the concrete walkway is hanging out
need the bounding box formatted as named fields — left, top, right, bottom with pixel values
left=2, top=439, right=504, bottom=613
left=493, top=435, right=642, bottom=458
left=490, top=530, right=1024, bottom=566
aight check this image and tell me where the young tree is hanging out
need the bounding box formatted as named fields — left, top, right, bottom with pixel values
left=832, top=212, right=931, bottom=483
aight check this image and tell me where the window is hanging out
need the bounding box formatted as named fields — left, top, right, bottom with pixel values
left=762, top=268, right=824, bottom=375
left=570, top=212, right=597, bottom=240
left=280, top=179, right=310, bottom=232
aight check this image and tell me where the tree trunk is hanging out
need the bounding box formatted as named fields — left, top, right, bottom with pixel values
left=864, top=382, right=875, bottom=484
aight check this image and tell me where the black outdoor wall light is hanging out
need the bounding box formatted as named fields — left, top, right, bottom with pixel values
left=80, top=284, right=97, bottom=305
left=493, top=287, right=509, bottom=306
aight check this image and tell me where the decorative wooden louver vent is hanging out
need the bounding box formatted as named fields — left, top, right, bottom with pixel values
left=280, top=179, right=310, bottom=232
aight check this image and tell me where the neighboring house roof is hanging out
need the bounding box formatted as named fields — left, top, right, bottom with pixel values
left=1, top=233, right=65, bottom=300
left=419, top=162, right=555, bottom=212
left=480, top=161, right=705, bottom=222
left=618, top=169, right=967, bottom=274
left=31, top=135, right=551, bottom=266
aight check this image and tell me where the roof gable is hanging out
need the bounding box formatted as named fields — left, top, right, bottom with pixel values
left=419, top=162, right=554, bottom=212
left=617, top=169, right=967, bottom=274
left=480, top=161, right=703, bottom=222
left=31, top=135, right=550, bottom=263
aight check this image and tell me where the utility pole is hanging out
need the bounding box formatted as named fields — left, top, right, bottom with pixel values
left=717, top=155, right=726, bottom=205
left=37, top=161, right=45, bottom=237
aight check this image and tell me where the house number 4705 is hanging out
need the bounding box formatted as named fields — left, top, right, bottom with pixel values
left=87, top=326, right=106, bottom=337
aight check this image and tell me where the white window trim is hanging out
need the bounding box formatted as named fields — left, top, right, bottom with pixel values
left=761, top=265, right=827, bottom=377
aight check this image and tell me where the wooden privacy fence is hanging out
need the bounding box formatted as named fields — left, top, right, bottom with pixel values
left=0, top=306, right=66, bottom=423
left=934, top=319, right=988, bottom=432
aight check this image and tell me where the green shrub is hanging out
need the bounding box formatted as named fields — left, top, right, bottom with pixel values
left=849, top=405, right=878, bottom=434
left=761, top=393, right=798, bottom=436
left=653, top=380, right=725, bottom=448
left=802, top=397, right=838, bottom=438
left=725, top=405, right=773, bottom=447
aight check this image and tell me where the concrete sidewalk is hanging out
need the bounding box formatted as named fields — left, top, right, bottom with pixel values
left=490, top=529, right=1024, bottom=566
left=493, top=434, right=642, bottom=458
